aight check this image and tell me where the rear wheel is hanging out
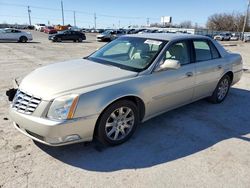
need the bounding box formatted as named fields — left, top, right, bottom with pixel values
left=207, top=75, right=231, bottom=103
left=19, top=36, right=28, bottom=43
left=95, top=100, right=139, bottom=146
left=78, top=38, right=83, bottom=42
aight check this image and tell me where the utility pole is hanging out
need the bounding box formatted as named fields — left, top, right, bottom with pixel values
left=94, top=13, right=97, bottom=29
left=242, top=0, right=250, bottom=39
left=61, top=0, right=65, bottom=25
left=73, top=11, right=76, bottom=27
left=27, top=6, right=31, bottom=25
left=147, top=18, right=149, bottom=26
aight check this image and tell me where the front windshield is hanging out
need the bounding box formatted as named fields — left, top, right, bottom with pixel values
left=88, top=37, right=167, bottom=72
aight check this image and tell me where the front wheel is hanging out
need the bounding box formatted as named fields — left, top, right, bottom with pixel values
left=207, top=75, right=231, bottom=103
left=95, top=100, right=139, bottom=146
left=53, top=37, right=61, bottom=42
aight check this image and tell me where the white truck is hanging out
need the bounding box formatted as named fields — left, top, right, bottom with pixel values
left=34, top=24, right=46, bottom=32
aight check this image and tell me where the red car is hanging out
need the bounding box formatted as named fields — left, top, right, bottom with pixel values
left=44, top=26, right=57, bottom=34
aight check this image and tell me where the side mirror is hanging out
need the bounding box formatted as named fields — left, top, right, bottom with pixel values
left=155, top=59, right=181, bottom=72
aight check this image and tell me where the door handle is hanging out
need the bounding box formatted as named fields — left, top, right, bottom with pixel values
left=217, top=65, right=222, bottom=69
left=186, top=72, right=193, bottom=77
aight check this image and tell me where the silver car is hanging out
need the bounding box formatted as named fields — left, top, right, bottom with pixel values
left=0, top=28, right=33, bottom=42
left=96, top=30, right=125, bottom=42
left=8, top=34, right=243, bottom=146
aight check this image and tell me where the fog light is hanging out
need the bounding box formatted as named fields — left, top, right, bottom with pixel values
left=64, top=135, right=80, bottom=142
left=45, top=137, right=64, bottom=144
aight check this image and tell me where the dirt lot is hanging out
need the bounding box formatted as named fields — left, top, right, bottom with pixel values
left=0, top=31, right=250, bottom=188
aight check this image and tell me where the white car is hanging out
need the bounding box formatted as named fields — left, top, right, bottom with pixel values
left=34, top=24, right=46, bottom=32
left=0, top=28, right=33, bottom=42
left=213, top=33, right=231, bottom=41
left=243, top=35, right=250, bottom=42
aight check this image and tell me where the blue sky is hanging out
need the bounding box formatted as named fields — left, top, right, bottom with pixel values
left=0, top=0, right=248, bottom=28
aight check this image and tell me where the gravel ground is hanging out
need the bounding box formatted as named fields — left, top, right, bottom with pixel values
left=0, top=31, right=249, bottom=188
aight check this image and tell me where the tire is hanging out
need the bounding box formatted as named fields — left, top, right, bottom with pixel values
left=95, top=100, right=139, bottom=146
left=54, top=37, right=61, bottom=42
left=207, top=75, right=231, bottom=104
left=19, top=36, right=28, bottom=43
left=78, top=38, right=83, bottom=42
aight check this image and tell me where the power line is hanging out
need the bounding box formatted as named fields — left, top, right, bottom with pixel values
left=0, top=2, right=153, bottom=20
left=0, top=1, right=162, bottom=27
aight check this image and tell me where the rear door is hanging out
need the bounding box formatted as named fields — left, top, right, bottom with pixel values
left=62, top=31, right=71, bottom=40
left=10, top=29, right=22, bottom=40
left=71, top=31, right=79, bottom=40
left=193, top=40, right=224, bottom=99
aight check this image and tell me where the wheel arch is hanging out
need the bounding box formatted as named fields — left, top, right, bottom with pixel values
left=223, top=71, right=234, bottom=83
left=19, top=35, right=28, bottom=41
left=93, top=95, right=146, bottom=136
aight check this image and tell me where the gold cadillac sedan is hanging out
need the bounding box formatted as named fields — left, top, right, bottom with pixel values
left=7, top=33, right=243, bottom=146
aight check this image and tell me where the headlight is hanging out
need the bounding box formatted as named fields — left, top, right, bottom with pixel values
left=47, top=94, right=79, bottom=120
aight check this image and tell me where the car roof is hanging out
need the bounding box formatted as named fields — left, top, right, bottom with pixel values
left=125, top=33, right=210, bottom=41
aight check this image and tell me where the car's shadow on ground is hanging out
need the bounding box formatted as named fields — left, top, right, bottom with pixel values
left=51, top=41, right=92, bottom=44
left=0, top=41, right=41, bottom=44
left=35, top=88, right=250, bottom=172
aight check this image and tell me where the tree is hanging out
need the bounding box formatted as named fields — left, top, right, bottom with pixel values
left=179, top=21, right=193, bottom=28
left=206, top=12, right=248, bottom=32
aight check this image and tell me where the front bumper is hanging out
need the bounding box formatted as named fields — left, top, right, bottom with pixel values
left=9, top=108, right=99, bottom=146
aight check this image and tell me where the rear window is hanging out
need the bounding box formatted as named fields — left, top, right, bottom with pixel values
left=194, top=41, right=212, bottom=61
left=209, top=42, right=220, bottom=59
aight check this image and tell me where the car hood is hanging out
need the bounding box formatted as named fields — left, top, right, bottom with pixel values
left=19, top=59, right=138, bottom=100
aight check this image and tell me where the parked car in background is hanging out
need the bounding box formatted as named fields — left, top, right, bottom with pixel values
left=96, top=29, right=125, bottom=42
left=214, top=33, right=231, bottom=41
left=243, top=35, right=250, bottom=42
left=54, top=25, right=69, bottom=31
left=49, top=30, right=86, bottom=42
left=0, top=28, right=33, bottom=42
left=68, top=26, right=82, bottom=32
left=44, top=26, right=57, bottom=34
left=230, top=33, right=240, bottom=41
left=34, top=24, right=46, bottom=32
left=8, top=34, right=243, bottom=146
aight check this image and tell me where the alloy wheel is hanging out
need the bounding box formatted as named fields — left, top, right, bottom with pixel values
left=217, top=78, right=229, bottom=100
left=105, top=107, right=135, bottom=141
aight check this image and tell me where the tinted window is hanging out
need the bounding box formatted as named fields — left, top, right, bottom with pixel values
left=209, top=42, right=220, bottom=59
left=165, top=41, right=190, bottom=65
left=194, top=41, right=212, bottom=61
left=12, top=30, right=21, bottom=33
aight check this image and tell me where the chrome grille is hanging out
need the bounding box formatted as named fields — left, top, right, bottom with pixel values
left=12, top=90, right=41, bottom=115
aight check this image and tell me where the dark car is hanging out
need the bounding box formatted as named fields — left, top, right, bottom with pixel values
left=49, top=30, right=86, bottom=42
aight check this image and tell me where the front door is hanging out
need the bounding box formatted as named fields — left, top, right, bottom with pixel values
left=146, top=40, right=195, bottom=117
